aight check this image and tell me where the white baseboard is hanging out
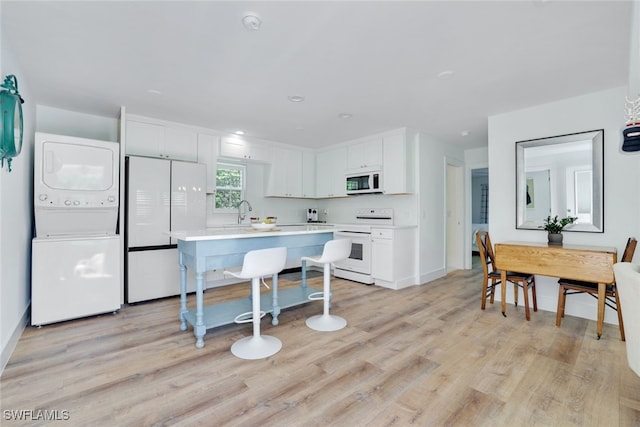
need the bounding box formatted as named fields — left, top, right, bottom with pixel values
left=418, top=268, right=447, bottom=285
left=1, top=304, right=30, bottom=375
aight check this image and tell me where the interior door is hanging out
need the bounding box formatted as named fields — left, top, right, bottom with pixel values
left=446, top=163, right=464, bottom=271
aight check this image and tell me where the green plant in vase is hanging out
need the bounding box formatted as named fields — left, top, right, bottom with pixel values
left=541, top=215, right=578, bottom=244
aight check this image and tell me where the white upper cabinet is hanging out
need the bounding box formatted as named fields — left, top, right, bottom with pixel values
left=126, top=121, right=163, bottom=158
left=219, top=137, right=247, bottom=158
left=382, top=130, right=415, bottom=194
left=126, top=120, right=198, bottom=161
left=266, top=147, right=303, bottom=198
left=197, top=133, right=219, bottom=194
left=347, top=137, right=383, bottom=170
left=302, top=151, right=316, bottom=198
left=219, top=137, right=271, bottom=162
left=316, top=147, right=347, bottom=198
left=164, top=127, right=198, bottom=160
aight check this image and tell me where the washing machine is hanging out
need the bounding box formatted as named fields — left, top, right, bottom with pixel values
left=31, top=132, right=121, bottom=325
left=32, top=235, right=120, bottom=325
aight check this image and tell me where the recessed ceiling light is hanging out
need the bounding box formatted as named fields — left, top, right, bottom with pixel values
left=461, top=130, right=470, bottom=137
left=338, top=113, right=353, bottom=119
left=437, top=70, right=455, bottom=80
left=242, top=14, right=262, bottom=31
left=234, top=130, right=245, bottom=135
left=146, top=89, right=162, bottom=95
left=288, top=95, right=305, bottom=103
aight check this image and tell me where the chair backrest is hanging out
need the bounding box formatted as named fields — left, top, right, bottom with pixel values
left=238, top=247, right=287, bottom=279
left=317, top=239, right=352, bottom=264
left=621, top=237, right=638, bottom=262
left=475, top=231, right=496, bottom=276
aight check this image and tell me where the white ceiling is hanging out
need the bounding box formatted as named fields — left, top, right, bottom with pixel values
left=1, top=1, right=632, bottom=150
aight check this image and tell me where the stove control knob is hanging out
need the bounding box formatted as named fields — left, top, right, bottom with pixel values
left=64, top=200, right=72, bottom=206
left=108, top=195, right=116, bottom=203
left=38, top=194, right=48, bottom=201
left=73, top=200, right=80, bottom=206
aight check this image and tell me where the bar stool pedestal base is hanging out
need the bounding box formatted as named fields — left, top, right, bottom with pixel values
left=306, top=314, right=347, bottom=332
left=231, top=335, right=282, bottom=360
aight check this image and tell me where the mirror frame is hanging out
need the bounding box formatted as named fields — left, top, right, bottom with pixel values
left=515, top=129, right=604, bottom=233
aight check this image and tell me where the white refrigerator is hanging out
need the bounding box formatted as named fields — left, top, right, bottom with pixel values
left=126, top=156, right=206, bottom=302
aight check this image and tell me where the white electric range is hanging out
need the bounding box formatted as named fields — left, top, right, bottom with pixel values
left=333, top=208, right=394, bottom=284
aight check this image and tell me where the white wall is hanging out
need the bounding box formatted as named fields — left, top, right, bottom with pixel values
left=320, top=193, right=417, bottom=225
left=488, top=86, right=640, bottom=323
left=0, top=29, right=36, bottom=372
left=36, top=105, right=119, bottom=142
left=418, top=132, right=465, bottom=284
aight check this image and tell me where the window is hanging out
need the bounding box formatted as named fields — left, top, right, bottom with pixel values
left=215, top=162, right=245, bottom=211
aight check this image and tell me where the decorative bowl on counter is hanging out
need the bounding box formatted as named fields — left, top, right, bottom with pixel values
left=250, top=222, right=277, bottom=230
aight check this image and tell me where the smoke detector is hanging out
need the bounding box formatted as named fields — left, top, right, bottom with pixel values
left=242, top=14, right=262, bottom=31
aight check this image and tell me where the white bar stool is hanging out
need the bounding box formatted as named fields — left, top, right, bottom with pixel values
left=224, top=247, right=287, bottom=360
left=302, top=239, right=351, bottom=332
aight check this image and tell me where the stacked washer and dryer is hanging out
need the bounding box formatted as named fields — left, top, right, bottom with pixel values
left=31, top=133, right=121, bottom=326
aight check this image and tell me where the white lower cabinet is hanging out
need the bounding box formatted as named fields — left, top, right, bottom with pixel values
left=371, top=227, right=415, bottom=290
left=127, top=249, right=196, bottom=303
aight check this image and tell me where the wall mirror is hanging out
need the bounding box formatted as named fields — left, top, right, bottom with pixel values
left=516, top=129, right=604, bottom=232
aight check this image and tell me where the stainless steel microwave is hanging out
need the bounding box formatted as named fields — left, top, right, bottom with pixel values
left=346, top=170, right=382, bottom=195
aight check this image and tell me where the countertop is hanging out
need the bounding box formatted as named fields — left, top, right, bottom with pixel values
left=205, top=222, right=417, bottom=230
left=170, top=224, right=335, bottom=241
left=332, top=223, right=417, bottom=230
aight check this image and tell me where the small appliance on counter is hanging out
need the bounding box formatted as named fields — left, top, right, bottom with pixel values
left=305, top=208, right=318, bottom=223
left=306, top=208, right=328, bottom=223
left=306, top=208, right=318, bottom=222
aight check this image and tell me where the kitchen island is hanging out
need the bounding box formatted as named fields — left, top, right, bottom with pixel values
left=171, top=225, right=334, bottom=348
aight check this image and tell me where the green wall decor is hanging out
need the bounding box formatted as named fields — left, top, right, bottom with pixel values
left=0, top=74, right=25, bottom=172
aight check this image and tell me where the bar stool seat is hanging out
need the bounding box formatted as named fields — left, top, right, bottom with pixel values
left=302, top=239, right=351, bottom=332
left=224, top=247, right=287, bottom=359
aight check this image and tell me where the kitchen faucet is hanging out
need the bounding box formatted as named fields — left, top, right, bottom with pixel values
left=237, top=199, right=253, bottom=224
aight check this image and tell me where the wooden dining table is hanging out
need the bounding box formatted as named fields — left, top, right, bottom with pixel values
left=494, top=241, right=618, bottom=339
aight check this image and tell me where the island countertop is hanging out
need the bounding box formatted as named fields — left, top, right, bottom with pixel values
left=173, top=224, right=334, bottom=348
left=170, top=224, right=335, bottom=241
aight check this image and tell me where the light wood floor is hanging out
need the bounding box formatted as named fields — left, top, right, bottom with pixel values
left=2, top=265, right=640, bottom=426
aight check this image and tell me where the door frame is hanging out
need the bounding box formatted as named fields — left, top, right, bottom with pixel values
left=465, top=162, right=489, bottom=269
left=445, top=157, right=465, bottom=271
